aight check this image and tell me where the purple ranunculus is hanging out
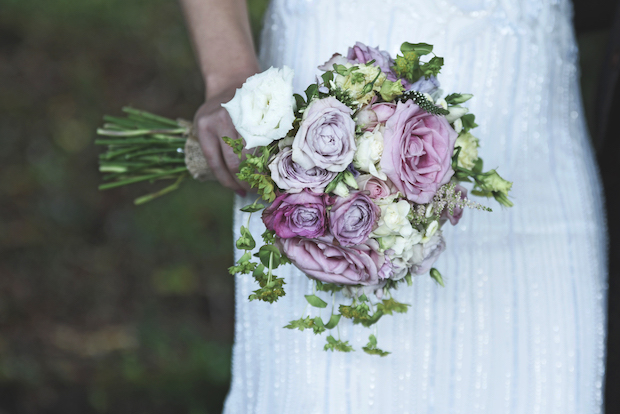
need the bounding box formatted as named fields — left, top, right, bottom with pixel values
left=440, top=184, right=467, bottom=225
left=269, top=148, right=337, bottom=194
left=329, top=191, right=380, bottom=247
left=407, top=75, right=440, bottom=95
left=346, top=42, right=397, bottom=81
left=380, top=100, right=458, bottom=204
left=276, top=235, right=390, bottom=285
left=292, top=97, right=356, bottom=173
left=409, top=231, right=446, bottom=275
left=318, top=53, right=350, bottom=71
left=262, top=190, right=330, bottom=239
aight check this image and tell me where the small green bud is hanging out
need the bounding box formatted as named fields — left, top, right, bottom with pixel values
left=430, top=268, right=445, bottom=287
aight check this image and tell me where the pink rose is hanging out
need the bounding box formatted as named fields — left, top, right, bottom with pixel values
left=356, top=102, right=396, bottom=131
left=355, top=174, right=393, bottom=199
left=276, top=236, right=390, bottom=285
left=262, top=190, right=330, bottom=239
left=292, top=97, right=356, bottom=172
left=380, top=100, right=457, bottom=204
left=329, top=191, right=380, bottom=246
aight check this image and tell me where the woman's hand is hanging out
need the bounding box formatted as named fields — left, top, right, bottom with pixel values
left=193, top=87, right=251, bottom=195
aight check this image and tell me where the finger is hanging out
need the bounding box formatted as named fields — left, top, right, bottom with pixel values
left=219, top=129, right=252, bottom=191
left=195, top=116, right=244, bottom=192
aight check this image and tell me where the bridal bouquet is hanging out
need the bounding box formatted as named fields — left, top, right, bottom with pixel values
left=97, top=42, right=513, bottom=356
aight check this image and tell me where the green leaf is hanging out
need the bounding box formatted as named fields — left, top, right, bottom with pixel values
left=461, top=114, right=478, bottom=132
left=257, top=245, right=282, bottom=268
left=294, top=93, right=306, bottom=110
left=305, top=294, right=328, bottom=308
left=324, top=173, right=342, bottom=194
left=252, top=264, right=265, bottom=278
left=312, top=317, right=326, bottom=334
left=324, top=335, right=354, bottom=353
left=321, top=71, right=334, bottom=85
left=240, top=203, right=265, bottom=213
left=324, top=314, right=342, bottom=329
left=235, top=226, right=256, bottom=250
left=305, top=84, right=319, bottom=101
left=472, top=158, right=484, bottom=174
left=401, top=42, right=433, bottom=55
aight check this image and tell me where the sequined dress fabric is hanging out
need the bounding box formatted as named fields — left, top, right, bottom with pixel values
left=223, top=0, right=607, bottom=413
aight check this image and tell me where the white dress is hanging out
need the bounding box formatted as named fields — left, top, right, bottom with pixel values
left=223, top=0, right=608, bottom=413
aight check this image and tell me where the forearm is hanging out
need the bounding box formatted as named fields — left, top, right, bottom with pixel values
left=180, top=0, right=260, bottom=99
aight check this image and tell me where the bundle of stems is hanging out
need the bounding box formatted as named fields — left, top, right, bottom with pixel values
left=96, top=107, right=193, bottom=205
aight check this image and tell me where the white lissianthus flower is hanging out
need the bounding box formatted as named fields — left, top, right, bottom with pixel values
left=222, top=66, right=295, bottom=149
left=353, top=126, right=387, bottom=180
left=372, top=200, right=415, bottom=238
left=454, top=132, right=479, bottom=170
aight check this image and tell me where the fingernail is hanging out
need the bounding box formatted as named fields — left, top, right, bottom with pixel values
left=235, top=190, right=246, bottom=197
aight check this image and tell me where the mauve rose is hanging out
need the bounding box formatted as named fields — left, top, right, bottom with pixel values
left=346, top=42, right=397, bottom=81
left=262, top=190, right=330, bottom=239
left=329, top=191, right=380, bottom=246
left=269, top=148, right=337, bottom=194
left=276, top=235, right=390, bottom=285
left=440, top=184, right=467, bottom=225
left=380, top=100, right=458, bottom=204
left=409, top=230, right=446, bottom=275
left=292, top=97, right=357, bottom=173
left=355, top=174, right=393, bottom=199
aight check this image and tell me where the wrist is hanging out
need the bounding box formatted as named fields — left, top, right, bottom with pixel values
left=205, top=63, right=260, bottom=100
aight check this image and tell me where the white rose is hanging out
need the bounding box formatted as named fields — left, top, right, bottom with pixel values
left=454, top=132, right=479, bottom=170
left=221, top=66, right=295, bottom=149
left=353, top=126, right=387, bottom=180
left=372, top=200, right=415, bottom=238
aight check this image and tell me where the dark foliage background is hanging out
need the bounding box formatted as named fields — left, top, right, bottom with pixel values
left=0, top=0, right=617, bottom=413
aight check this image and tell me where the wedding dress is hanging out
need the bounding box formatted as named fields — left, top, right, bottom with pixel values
left=223, top=0, right=607, bottom=413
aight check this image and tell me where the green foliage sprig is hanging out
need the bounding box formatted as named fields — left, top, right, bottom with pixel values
left=393, top=42, right=444, bottom=83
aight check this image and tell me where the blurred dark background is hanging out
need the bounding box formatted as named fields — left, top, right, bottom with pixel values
left=0, top=0, right=618, bottom=413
